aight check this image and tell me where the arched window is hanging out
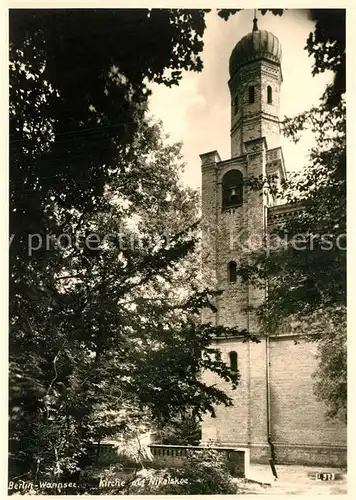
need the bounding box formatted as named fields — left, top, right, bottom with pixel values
left=234, top=94, right=239, bottom=114
left=267, top=85, right=272, bottom=104
left=248, top=85, right=255, bottom=104
left=228, top=261, right=237, bottom=283
left=222, top=169, right=243, bottom=209
left=229, top=351, right=238, bottom=372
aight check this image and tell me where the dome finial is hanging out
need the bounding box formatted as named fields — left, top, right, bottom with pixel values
left=252, top=9, right=258, bottom=32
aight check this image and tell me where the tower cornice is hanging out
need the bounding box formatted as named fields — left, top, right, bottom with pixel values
left=230, top=112, right=281, bottom=137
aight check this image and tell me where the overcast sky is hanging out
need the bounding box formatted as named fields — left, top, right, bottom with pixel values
left=147, top=9, right=333, bottom=188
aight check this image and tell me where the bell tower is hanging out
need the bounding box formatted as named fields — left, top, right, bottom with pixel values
left=229, top=16, right=283, bottom=158
left=200, top=15, right=347, bottom=467
left=200, top=17, right=285, bottom=331
left=200, top=17, right=286, bottom=459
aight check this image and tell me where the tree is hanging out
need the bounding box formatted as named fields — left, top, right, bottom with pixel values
left=9, top=111, right=255, bottom=480
left=154, top=449, right=239, bottom=495
left=9, top=8, right=210, bottom=272
left=9, top=8, right=346, bottom=481
left=8, top=9, right=240, bottom=480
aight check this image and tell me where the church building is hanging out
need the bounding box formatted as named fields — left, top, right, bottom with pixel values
left=200, top=18, right=346, bottom=466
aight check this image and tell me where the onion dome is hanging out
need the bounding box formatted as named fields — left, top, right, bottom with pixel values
left=229, top=18, right=282, bottom=77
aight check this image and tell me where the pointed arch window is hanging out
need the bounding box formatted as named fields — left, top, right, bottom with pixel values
left=222, top=169, right=243, bottom=209
left=228, top=261, right=237, bottom=283
left=229, top=351, right=238, bottom=372
left=248, top=85, right=255, bottom=104
left=267, top=85, right=272, bottom=104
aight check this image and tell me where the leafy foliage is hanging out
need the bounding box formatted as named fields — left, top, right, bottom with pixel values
left=162, top=449, right=239, bottom=494
left=217, top=8, right=283, bottom=21
left=132, top=449, right=239, bottom=495
left=10, top=8, right=255, bottom=477
left=9, top=117, right=248, bottom=478
left=73, top=450, right=239, bottom=495
left=155, top=414, right=202, bottom=446
left=9, top=7, right=347, bottom=485
left=312, top=310, right=347, bottom=422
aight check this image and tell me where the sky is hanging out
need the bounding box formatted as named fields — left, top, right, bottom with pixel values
left=147, top=9, right=334, bottom=189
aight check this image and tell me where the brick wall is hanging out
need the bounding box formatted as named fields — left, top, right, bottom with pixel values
left=200, top=46, right=347, bottom=467
left=200, top=145, right=347, bottom=466
left=269, top=337, right=346, bottom=448
left=200, top=151, right=220, bottom=325
left=202, top=335, right=347, bottom=466
left=202, top=340, right=250, bottom=444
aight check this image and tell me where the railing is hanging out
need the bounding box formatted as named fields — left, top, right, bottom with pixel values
left=150, top=446, right=190, bottom=457
left=150, top=444, right=241, bottom=454
left=87, top=442, right=249, bottom=477
left=148, top=444, right=249, bottom=477
left=268, top=202, right=305, bottom=226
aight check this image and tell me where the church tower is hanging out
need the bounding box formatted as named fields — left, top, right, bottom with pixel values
left=229, top=17, right=282, bottom=157
left=200, top=17, right=346, bottom=466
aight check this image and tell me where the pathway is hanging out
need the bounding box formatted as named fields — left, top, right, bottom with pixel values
left=241, top=463, right=347, bottom=495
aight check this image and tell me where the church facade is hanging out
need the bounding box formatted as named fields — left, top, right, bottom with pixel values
left=200, top=21, right=346, bottom=466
